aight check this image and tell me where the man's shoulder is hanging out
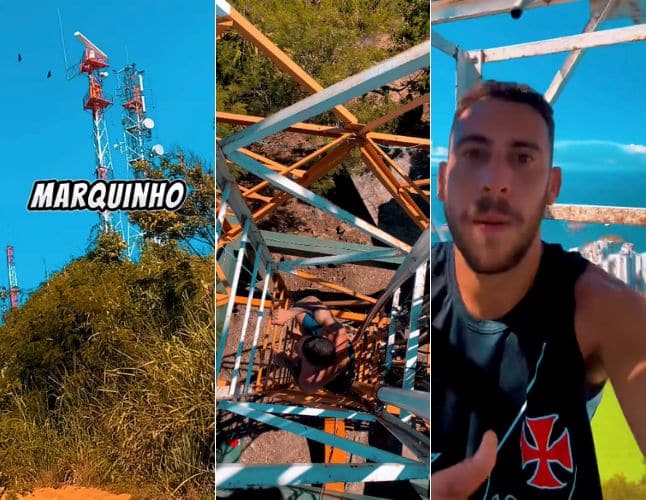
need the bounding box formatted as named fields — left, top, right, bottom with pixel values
left=575, top=263, right=644, bottom=337
left=576, top=264, right=637, bottom=308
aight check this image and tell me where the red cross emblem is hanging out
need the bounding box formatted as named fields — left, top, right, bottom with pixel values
left=520, top=415, right=573, bottom=489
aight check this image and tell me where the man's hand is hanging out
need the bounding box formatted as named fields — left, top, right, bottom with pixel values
left=272, top=308, right=294, bottom=326
left=432, top=430, right=498, bottom=500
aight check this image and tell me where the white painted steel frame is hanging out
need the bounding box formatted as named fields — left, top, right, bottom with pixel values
left=217, top=146, right=274, bottom=273
left=229, top=250, right=262, bottom=396
left=243, top=263, right=272, bottom=395
left=216, top=462, right=428, bottom=489
left=378, top=387, right=431, bottom=423
left=385, top=288, right=401, bottom=371
left=230, top=402, right=377, bottom=421
left=216, top=218, right=251, bottom=379
left=276, top=248, right=405, bottom=271
left=401, top=263, right=428, bottom=422
left=218, top=400, right=418, bottom=464
left=478, top=23, right=646, bottom=62
left=216, top=182, right=231, bottom=241
left=544, top=0, right=619, bottom=103
left=431, top=0, right=577, bottom=24
left=360, top=228, right=430, bottom=334
left=227, top=150, right=412, bottom=251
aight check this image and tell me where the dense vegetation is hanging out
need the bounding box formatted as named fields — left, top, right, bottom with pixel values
left=0, top=153, right=214, bottom=498
left=217, top=0, right=430, bottom=191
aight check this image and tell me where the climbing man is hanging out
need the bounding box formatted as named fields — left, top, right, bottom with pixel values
left=432, top=80, right=646, bottom=499
left=271, top=296, right=356, bottom=395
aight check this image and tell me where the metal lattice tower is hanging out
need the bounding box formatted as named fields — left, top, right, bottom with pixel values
left=116, top=64, right=161, bottom=174
left=6, top=246, right=19, bottom=309
left=431, top=0, right=646, bottom=230
left=74, top=31, right=114, bottom=232
left=216, top=0, right=431, bottom=494
left=115, top=63, right=162, bottom=255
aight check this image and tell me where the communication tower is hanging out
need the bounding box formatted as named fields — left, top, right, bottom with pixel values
left=6, top=246, right=19, bottom=309
left=74, top=31, right=114, bottom=231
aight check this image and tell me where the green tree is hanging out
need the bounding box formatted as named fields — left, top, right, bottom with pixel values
left=128, top=151, right=215, bottom=253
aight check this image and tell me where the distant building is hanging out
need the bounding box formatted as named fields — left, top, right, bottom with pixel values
left=576, top=238, right=646, bottom=291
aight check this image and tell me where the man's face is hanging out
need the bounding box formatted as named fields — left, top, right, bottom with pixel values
left=438, top=98, right=560, bottom=274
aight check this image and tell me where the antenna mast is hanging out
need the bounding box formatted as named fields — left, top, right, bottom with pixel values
left=6, top=246, right=19, bottom=309
left=74, top=31, right=114, bottom=232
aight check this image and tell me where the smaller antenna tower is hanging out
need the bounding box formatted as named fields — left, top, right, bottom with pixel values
left=116, top=63, right=164, bottom=175
left=6, top=246, right=19, bottom=309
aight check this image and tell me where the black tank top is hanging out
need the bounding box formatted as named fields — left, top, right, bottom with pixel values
left=432, top=242, right=602, bottom=499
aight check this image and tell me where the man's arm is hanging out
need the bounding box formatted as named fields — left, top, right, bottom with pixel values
left=577, top=267, right=646, bottom=455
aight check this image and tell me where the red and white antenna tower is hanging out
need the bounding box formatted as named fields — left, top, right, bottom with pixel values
left=74, top=31, right=114, bottom=232
left=6, top=246, right=19, bottom=309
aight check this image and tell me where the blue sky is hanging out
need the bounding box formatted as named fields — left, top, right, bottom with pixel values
left=0, top=1, right=213, bottom=306
left=431, top=2, right=646, bottom=248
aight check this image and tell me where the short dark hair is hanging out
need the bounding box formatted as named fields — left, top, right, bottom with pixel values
left=302, top=336, right=336, bottom=367
left=452, top=80, right=555, bottom=155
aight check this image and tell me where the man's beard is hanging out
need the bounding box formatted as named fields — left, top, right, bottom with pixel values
left=444, top=195, right=546, bottom=274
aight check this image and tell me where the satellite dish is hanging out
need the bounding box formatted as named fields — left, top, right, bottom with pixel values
left=151, top=144, right=164, bottom=156
left=142, top=118, right=155, bottom=130
left=99, top=71, right=109, bottom=78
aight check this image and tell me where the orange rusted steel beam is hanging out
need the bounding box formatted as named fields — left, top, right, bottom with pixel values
left=217, top=111, right=430, bottom=149
left=216, top=261, right=231, bottom=295
left=226, top=7, right=358, bottom=125
left=360, top=145, right=429, bottom=230
left=366, top=136, right=431, bottom=204
left=217, top=111, right=347, bottom=138
left=217, top=18, right=234, bottom=37
left=368, top=131, right=430, bottom=150
left=214, top=294, right=376, bottom=323
left=220, top=141, right=354, bottom=245
left=256, top=282, right=283, bottom=392
left=359, top=93, right=429, bottom=135
left=402, top=186, right=431, bottom=198
left=240, top=134, right=352, bottom=199
left=236, top=148, right=307, bottom=178
left=288, top=269, right=378, bottom=304
left=263, top=389, right=365, bottom=410
left=239, top=186, right=273, bottom=203
left=324, top=418, right=348, bottom=492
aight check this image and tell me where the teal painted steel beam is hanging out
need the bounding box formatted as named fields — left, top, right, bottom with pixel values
left=402, top=263, right=427, bottom=393
left=232, top=402, right=376, bottom=421
left=215, top=462, right=428, bottom=488
left=260, top=231, right=405, bottom=267
left=229, top=249, right=262, bottom=396
left=218, top=400, right=416, bottom=464
left=227, top=150, right=411, bottom=251
left=220, top=41, right=430, bottom=153
left=385, top=288, right=401, bottom=371
left=377, top=387, right=430, bottom=423
left=277, top=248, right=405, bottom=271
left=216, top=218, right=250, bottom=379
left=244, top=263, right=272, bottom=396
left=216, top=182, right=231, bottom=241
left=216, top=0, right=231, bottom=17
left=376, top=410, right=430, bottom=461
left=359, top=228, right=430, bottom=335
left=217, top=146, right=273, bottom=276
